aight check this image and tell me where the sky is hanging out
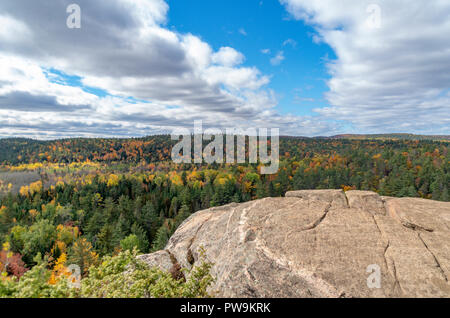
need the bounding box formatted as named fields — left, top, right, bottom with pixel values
left=0, top=0, right=449, bottom=139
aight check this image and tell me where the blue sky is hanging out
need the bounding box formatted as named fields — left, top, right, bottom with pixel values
left=167, top=0, right=335, bottom=117
left=0, top=0, right=448, bottom=139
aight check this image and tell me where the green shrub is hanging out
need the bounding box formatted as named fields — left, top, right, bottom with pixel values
left=0, top=248, right=213, bottom=298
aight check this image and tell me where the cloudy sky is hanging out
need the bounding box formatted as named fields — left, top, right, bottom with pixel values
left=0, top=0, right=448, bottom=139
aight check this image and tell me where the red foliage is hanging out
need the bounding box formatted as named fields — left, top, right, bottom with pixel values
left=0, top=250, right=28, bottom=279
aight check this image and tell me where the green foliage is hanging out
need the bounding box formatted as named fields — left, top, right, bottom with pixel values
left=11, top=220, right=57, bottom=265
left=0, top=254, right=75, bottom=298
left=81, top=249, right=213, bottom=298
left=97, top=225, right=114, bottom=256
left=120, top=234, right=140, bottom=252
left=130, top=223, right=150, bottom=253
left=151, top=225, right=171, bottom=252
left=0, top=249, right=213, bottom=298
left=67, top=238, right=98, bottom=276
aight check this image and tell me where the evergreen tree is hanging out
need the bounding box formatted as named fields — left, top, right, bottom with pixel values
left=68, top=238, right=98, bottom=276
left=151, top=225, right=170, bottom=252
left=130, top=223, right=149, bottom=253
left=97, top=225, right=114, bottom=256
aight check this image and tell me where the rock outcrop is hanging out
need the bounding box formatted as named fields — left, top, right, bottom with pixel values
left=139, top=190, right=450, bottom=298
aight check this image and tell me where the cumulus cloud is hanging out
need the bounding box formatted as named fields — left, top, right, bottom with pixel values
left=0, top=0, right=332, bottom=138
left=3, top=0, right=445, bottom=138
left=212, top=47, right=245, bottom=67
left=281, top=0, right=450, bottom=134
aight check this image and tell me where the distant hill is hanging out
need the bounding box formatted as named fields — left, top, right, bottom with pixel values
left=0, top=134, right=449, bottom=165
left=329, top=134, right=450, bottom=141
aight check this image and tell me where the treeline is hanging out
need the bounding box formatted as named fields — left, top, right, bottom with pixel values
left=330, top=134, right=450, bottom=141
left=1, top=135, right=448, bottom=165
left=0, top=137, right=449, bottom=202
left=0, top=136, right=176, bottom=165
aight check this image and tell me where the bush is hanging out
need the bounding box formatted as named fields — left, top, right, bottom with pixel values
left=120, top=234, right=140, bottom=252
left=80, top=248, right=214, bottom=298
left=0, top=248, right=213, bottom=298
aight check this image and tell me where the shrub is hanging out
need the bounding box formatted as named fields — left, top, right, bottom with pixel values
left=0, top=248, right=213, bottom=298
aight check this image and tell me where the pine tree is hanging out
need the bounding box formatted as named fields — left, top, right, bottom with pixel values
left=120, top=234, right=140, bottom=252
left=256, top=181, right=267, bottom=199
left=130, top=223, right=149, bottom=253
left=172, top=204, right=191, bottom=234
left=151, top=225, right=170, bottom=252
left=68, top=238, right=98, bottom=276
left=97, top=225, right=114, bottom=256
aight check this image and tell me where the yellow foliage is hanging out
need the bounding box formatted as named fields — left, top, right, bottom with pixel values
left=19, top=186, right=29, bottom=196
left=342, top=185, right=357, bottom=192
left=170, top=173, right=183, bottom=186
left=243, top=181, right=253, bottom=193
left=48, top=253, right=69, bottom=285
left=2, top=242, right=10, bottom=252
left=107, top=174, right=120, bottom=187
left=20, top=180, right=42, bottom=196
left=56, top=224, right=79, bottom=245
left=187, top=171, right=201, bottom=182
left=10, top=163, right=44, bottom=172
left=29, top=180, right=43, bottom=194
left=29, top=209, right=38, bottom=218
left=372, top=154, right=382, bottom=160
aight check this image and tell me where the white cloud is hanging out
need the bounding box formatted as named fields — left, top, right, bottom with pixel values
left=283, top=38, right=297, bottom=47
left=212, top=47, right=245, bottom=67
left=281, top=0, right=450, bottom=134
left=0, top=14, right=31, bottom=43
left=270, top=51, right=285, bottom=66
left=261, top=49, right=271, bottom=54
left=0, top=0, right=332, bottom=138
left=238, top=28, right=248, bottom=36
left=4, top=0, right=445, bottom=137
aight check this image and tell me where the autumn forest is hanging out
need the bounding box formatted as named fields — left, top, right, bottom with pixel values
left=0, top=135, right=448, bottom=297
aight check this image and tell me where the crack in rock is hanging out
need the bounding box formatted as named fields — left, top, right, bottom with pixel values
left=370, top=214, right=403, bottom=295
left=253, top=234, right=345, bottom=298
left=384, top=242, right=403, bottom=295
left=165, top=249, right=185, bottom=281
left=401, top=221, right=434, bottom=233
left=182, top=213, right=215, bottom=266
left=417, top=233, right=448, bottom=282
left=300, top=202, right=332, bottom=232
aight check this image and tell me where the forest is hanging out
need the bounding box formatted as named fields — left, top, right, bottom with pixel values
left=0, top=136, right=448, bottom=297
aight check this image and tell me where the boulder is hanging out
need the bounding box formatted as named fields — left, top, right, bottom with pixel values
left=139, top=190, right=450, bottom=298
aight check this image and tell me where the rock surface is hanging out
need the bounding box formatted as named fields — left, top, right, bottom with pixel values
left=140, top=190, right=450, bottom=298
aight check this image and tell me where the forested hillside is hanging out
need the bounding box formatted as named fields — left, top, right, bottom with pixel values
left=330, top=134, right=450, bottom=141
left=0, top=136, right=448, bottom=297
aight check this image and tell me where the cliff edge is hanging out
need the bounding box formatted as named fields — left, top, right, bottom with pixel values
left=139, top=190, right=450, bottom=298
